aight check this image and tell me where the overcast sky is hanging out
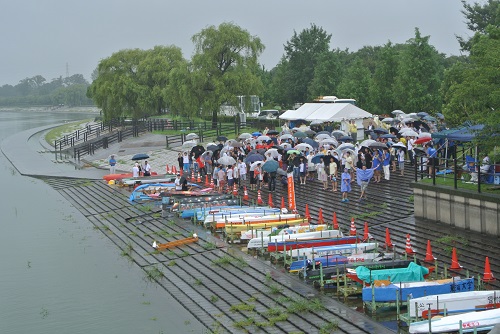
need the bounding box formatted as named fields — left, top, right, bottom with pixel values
left=0, top=0, right=477, bottom=86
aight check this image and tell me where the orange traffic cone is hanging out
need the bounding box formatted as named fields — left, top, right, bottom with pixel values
left=191, top=170, right=194, bottom=181
left=281, top=197, right=285, bottom=210
left=233, top=184, right=238, bottom=196
left=166, top=164, right=170, bottom=174
left=385, top=228, right=393, bottom=249
left=450, top=247, right=462, bottom=271
left=483, top=257, right=495, bottom=282
left=363, top=222, right=370, bottom=241
left=349, top=218, right=356, bottom=236
left=257, top=190, right=263, bottom=205
left=205, top=175, right=209, bottom=186
left=304, top=204, right=311, bottom=221
left=317, top=208, right=324, bottom=224
left=210, top=176, right=214, bottom=188
left=405, top=234, right=415, bottom=255
left=268, top=193, right=273, bottom=208
left=197, top=173, right=202, bottom=183
left=243, top=186, right=249, bottom=201
left=172, top=166, right=177, bottom=174
left=332, top=212, right=339, bottom=230
left=424, top=240, right=437, bottom=262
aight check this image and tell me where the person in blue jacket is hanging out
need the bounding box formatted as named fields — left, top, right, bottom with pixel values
left=382, top=147, right=391, bottom=181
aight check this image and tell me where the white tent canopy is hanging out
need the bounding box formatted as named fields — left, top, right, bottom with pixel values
left=280, top=103, right=372, bottom=122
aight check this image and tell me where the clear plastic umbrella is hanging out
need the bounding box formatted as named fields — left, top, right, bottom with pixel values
left=185, top=133, right=199, bottom=140
left=295, top=143, right=313, bottom=151
left=360, top=139, right=376, bottom=148
left=315, top=133, right=331, bottom=141
left=217, top=156, right=236, bottom=166
left=238, top=133, right=252, bottom=140
left=182, top=140, right=197, bottom=149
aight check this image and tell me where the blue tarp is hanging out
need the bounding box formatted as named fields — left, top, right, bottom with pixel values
left=432, top=124, right=485, bottom=142
left=356, top=262, right=429, bottom=284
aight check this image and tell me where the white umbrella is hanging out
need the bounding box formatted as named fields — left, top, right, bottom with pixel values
left=256, top=135, right=271, bottom=142
left=315, top=133, right=331, bottom=141
left=392, top=142, right=407, bottom=150
left=319, top=138, right=338, bottom=147
left=217, top=156, right=236, bottom=166
left=182, top=140, right=197, bottom=149
left=418, top=132, right=432, bottom=138
left=295, top=143, right=313, bottom=151
left=407, top=113, right=420, bottom=120
left=392, top=110, right=405, bottom=115
left=185, top=133, right=199, bottom=140
left=249, top=161, right=263, bottom=171
left=238, top=133, right=252, bottom=140
left=399, top=128, right=414, bottom=134
left=360, top=139, right=376, bottom=148
left=337, top=143, right=355, bottom=151
left=280, top=134, right=293, bottom=140
left=281, top=143, right=291, bottom=149
left=402, top=117, right=414, bottom=124
left=265, top=148, right=280, bottom=158
left=382, top=117, right=394, bottom=123
left=404, top=130, right=419, bottom=137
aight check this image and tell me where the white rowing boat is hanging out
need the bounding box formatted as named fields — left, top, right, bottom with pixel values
left=247, top=229, right=343, bottom=249
left=409, top=308, right=500, bottom=333
left=408, top=289, right=500, bottom=319
left=240, top=224, right=328, bottom=240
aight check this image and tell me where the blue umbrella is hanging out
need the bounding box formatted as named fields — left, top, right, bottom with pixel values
left=132, top=153, right=149, bottom=161
left=417, top=112, right=429, bottom=118
left=252, top=131, right=262, bottom=136
left=338, top=136, right=354, bottom=142
left=245, top=153, right=265, bottom=163
left=373, top=128, right=389, bottom=134
left=303, top=138, right=319, bottom=148
left=380, top=134, right=397, bottom=139
left=262, top=160, right=279, bottom=173
left=436, top=113, right=445, bottom=120
left=311, top=154, right=326, bottom=164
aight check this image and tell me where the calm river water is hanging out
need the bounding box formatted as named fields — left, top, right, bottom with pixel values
left=0, top=109, right=205, bottom=333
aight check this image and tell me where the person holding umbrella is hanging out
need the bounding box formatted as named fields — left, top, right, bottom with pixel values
left=341, top=168, right=351, bottom=202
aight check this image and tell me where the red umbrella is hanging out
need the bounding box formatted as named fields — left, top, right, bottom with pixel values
left=414, top=137, right=432, bottom=145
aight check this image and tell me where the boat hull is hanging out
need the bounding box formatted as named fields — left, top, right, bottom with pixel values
left=267, top=236, right=358, bottom=252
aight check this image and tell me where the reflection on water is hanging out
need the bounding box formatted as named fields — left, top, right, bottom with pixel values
left=0, top=109, right=205, bottom=333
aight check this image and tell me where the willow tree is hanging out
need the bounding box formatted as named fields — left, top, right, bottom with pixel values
left=190, top=22, right=264, bottom=126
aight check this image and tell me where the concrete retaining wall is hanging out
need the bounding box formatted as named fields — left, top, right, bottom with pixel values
left=412, top=183, right=500, bottom=237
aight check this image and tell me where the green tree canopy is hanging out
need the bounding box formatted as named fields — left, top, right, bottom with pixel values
left=190, top=22, right=264, bottom=125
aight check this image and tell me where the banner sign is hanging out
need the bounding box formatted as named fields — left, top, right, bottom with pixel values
left=287, top=173, right=296, bottom=212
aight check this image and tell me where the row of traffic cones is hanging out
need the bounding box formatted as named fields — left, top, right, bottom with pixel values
left=186, top=173, right=495, bottom=282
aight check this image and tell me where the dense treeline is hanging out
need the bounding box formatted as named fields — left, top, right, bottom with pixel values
left=0, top=74, right=93, bottom=107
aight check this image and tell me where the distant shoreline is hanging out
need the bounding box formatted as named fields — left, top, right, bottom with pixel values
left=0, top=106, right=100, bottom=113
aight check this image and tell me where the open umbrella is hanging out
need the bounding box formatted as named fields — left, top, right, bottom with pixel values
left=403, top=130, right=419, bottom=137
left=368, top=142, right=388, bottom=150
left=311, top=154, right=326, bottom=164
left=229, top=141, right=244, bottom=147
left=414, top=137, right=432, bottom=145
left=280, top=134, right=293, bottom=140
left=392, top=142, right=407, bottom=151
left=436, top=113, right=445, bottom=120
left=256, top=135, right=271, bottom=142
left=316, top=131, right=331, bottom=136
left=331, top=130, right=347, bottom=139
left=315, top=133, right=331, bottom=141
left=262, top=160, right=279, bottom=173
left=373, top=128, right=389, bottom=134
left=206, top=144, right=219, bottom=152
left=216, top=135, right=228, bottom=142
left=337, top=143, right=355, bottom=151
left=245, top=153, right=265, bottom=164
left=185, top=133, right=199, bottom=140
left=238, top=133, right=252, bottom=140
left=303, top=138, right=319, bottom=148
left=265, top=148, right=281, bottom=158
left=380, top=134, right=397, bottom=139
left=293, top=131, right=307, bottom=138
left=360, top=139, right=376, bottom=148
left=304, top=129, right=316, bottom=135
left=418, top=132, right=432, bottom=138
left=286, top=149, right=301, bottom=155
left=392, top=110, right=405, bottom=115
left=338, top=136, right=354, bottom=142
left=217, top=156, right=236, bottom=166
left=417, top=112, right=429, bottom=118
left=251, top=131, right=262, bottom=137
left=295, top=143, right=314, bottom=151
left=190, top=145, right=205, bottom=158
left=132, top=153, right=149, bottom=161
left=413, top=147, right=427, bottom=157
left=249, top=161, right=264, bottom=171
left=267, top=130, right=279, bottom=135
left=423, top=115, right=437, bottom=122
left=319, top=138, right=338, bottom=147
left=182, top=140, right=197, bottom=149
left=382, top=117, right=394, bottom=123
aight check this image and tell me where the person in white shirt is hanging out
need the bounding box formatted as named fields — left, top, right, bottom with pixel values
left=143, top=160, right=151, bottom=176
left=132, top=163, right=140, bottom=178
left=407, top=137, right=415, bottom=166
left=227, top=166, right=234, bottom=188
left=174, top=174, right=182, bottom=191
left=238, top=159, right=247, bottom=184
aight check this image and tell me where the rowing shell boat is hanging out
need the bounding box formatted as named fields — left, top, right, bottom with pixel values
left=240, top=224, right=328, bottom=240
left=224, top=218, right=308, bottom=234
left=213, top=213, right=302, bottom=230
left=247, top=228, right=341, bottom=249
left=409, top=306, right=500, bottom=333
left=267, top=235, right=358, bottom=252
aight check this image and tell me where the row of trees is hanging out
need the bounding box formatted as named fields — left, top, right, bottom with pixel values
left=0, top=74, right=93, bottom=106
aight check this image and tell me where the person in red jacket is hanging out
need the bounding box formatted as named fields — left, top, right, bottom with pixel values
left=196, top=155, right=205, bottom=177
